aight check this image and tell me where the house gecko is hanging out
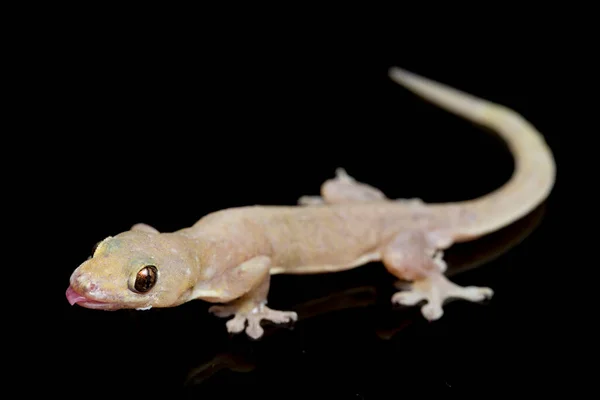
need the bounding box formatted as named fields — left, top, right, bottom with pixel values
left=66, top=67, right=555, bottom=339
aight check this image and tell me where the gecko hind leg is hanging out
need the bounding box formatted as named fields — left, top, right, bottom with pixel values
left=383, top=231, right=493, bottom=320
left=206, top=256, right=297, bottom=339
left=298, top=167, right=389, bottom=205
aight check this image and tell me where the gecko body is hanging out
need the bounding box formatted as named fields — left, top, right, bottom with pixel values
left=66, top=68, right=555, bottom=339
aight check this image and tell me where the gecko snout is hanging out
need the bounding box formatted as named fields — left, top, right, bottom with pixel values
left=66, top=264, right=114, bottom=307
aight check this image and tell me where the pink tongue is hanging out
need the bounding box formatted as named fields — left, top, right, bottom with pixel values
left=66, top=286, right=87, bottom=305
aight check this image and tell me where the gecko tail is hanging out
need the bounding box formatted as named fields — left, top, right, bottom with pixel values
left=388, top=67, right=495, bottom=124
left=388, top=67, right=556, bottom=240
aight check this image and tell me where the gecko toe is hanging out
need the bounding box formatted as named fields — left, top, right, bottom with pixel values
left=298, top=196, right=325, bottom=205
left=392, top=291, right=424, bottom=306
left=267, top=310, right=298, bottom=324
left=225, top=315, right=247, bottom=334
left=209, top=305, right=236, bottom=318
left=449, top=286, right=494, bottom=301
left=245, top=318, right=264, bottom=339
left=421, top=302, right=444, bottom=320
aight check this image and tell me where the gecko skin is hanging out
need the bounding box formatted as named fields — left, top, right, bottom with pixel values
left=66, top=68, right=555, bottom=339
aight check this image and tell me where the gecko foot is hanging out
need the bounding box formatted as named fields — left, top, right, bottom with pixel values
left=209, top=303, right=298, bottom=339
left=392, top=273, right=493, bottom=320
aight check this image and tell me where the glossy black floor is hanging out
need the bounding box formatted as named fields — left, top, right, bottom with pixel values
left=51, top=37, right=572, bottom=397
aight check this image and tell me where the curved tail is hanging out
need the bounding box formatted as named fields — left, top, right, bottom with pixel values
left=388, top=67, right=556, bottom=240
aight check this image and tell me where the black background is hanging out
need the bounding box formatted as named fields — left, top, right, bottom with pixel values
left=25, top=11, right=584, bottom=398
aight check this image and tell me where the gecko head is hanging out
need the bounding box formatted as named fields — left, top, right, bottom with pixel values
left=66, top=229, right=196, bottom=311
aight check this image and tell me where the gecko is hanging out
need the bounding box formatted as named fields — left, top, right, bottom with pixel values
left=66, top=67, right=556, bottom=339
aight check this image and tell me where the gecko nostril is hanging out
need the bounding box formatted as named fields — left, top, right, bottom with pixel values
left=84, top=281, right=98, bottom=292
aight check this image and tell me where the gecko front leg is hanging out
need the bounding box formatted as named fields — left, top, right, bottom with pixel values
left=382, top=231, right=493, bottom=320
left=201, top=256, right=297, bottom=339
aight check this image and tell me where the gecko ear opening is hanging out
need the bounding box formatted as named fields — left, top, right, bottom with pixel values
left=131, top=223, right=160, bottom=234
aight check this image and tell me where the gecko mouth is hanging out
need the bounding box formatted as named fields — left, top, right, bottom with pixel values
left=66, top=286, right=120, bottom=310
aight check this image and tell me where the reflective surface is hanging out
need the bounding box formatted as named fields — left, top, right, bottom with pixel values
left=54, top=55, right=565, bottom=397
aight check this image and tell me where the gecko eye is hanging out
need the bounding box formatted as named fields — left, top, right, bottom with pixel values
left=133, top=265, right=158, bottom=293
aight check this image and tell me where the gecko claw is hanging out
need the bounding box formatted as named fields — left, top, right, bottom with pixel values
left=392, top=274, right=493, bottom=321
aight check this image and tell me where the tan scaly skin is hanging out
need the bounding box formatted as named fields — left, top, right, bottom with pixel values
left=66, top=67, right=556, bottom=339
